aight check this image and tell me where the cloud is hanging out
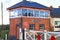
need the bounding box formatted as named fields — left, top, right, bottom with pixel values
left=0, top=0, right=60, bottom=25
left=0, top=0, right=22, bottom=25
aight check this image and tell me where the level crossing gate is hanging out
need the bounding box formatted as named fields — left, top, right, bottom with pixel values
left=19, top=28, right=60, bottom=40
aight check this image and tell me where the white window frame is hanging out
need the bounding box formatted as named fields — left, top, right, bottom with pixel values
left=44, top=11, right=49, bottom=18
left=29, top=24, right=35, bottom=30
left=10, top=8, right=21, bottom=18
left=55, top=21, right=60, bottom=28
left=39, top=24, right=44, bottom=30
left=34, top=10, right=39, bottom=18
left=27, top=9, right=33, bottom=17
left=10, top=8, right=50, bottom=18
left=39, top=11, right=45, bottom=18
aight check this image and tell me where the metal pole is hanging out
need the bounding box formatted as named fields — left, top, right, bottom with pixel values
left=22, top=29, right=25, bottom=40
left=20, top=17, right=25, bottom=40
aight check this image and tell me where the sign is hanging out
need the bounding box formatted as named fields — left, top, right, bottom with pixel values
left=37, top=34, right=41, bottom=40
left=32, top=20, right=41, bottom=22
left=50, top=35, right=56, bottom=40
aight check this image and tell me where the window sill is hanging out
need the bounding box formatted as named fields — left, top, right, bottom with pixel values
left=10, top=16, right=50, bottom=19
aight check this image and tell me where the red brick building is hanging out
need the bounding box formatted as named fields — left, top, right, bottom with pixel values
left=7, top=0, right=51, bottom=40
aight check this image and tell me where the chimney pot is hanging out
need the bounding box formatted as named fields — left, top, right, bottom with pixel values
left=58, top=6, right=60, bottom=8
left=50, top=6, right=53, bottom=8
left=23, top=0, right=26, bottom=1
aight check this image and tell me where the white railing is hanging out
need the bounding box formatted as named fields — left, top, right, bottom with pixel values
left=19, top=28, right=60, bottom=40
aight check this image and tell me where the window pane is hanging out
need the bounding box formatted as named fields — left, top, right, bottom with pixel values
left=17, top=9, right=21, bottom=16
left=55, top=21, right=60, bottom=26
left=45, top=11, right=49, bottom=17
left=28, top=10, right=33, bottom=16
left=34, top=10, right=39, bottom=17
left=55, top=21, right=60, bottom=28
left=40, top=11, right=44, bottom=17
left=39, top=24, right=44, bottom=30
left=10, top=9, right=21, bottom=17
left=22, top=9, right=27, bottom=16
left=55, top=21, right=58, bottom=25
left=11, top=10, right=16, bottom=17
left=29, top=24, right=35, bottom=30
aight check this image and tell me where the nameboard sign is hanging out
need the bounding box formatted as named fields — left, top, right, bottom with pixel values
left=32, top=20, right=41, bottom=22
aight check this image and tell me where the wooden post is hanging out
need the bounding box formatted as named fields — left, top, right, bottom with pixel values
left=5, top=34, right=7, bottom=40
left=24, top=28, right=26, bottom=40
left=34, top=32, right=35, bottom=40
left=44, top=30, right=47, bottom=40
left=19, top=28, right=22, bottom=40
left=20, top=28, right=21, bottom=32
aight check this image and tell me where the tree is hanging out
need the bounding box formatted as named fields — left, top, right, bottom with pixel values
left=0, top=25, right=9, bottom=39
left=0, top=30, right=9, bottom=39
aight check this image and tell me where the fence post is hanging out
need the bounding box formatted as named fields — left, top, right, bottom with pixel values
left=33, top=32, right=35, bottom=40
left=20, top=28, right=21, bottom=32
left=44, top=30, right=47, bottom=40
left=5, top=34, right=7, bottom=40
left=24, top=28, right=26, bottom=40
left=19, top=28, right=22, bottom=40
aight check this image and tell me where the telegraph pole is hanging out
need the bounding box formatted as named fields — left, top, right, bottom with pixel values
left=1, top=1, right=3, bottom=30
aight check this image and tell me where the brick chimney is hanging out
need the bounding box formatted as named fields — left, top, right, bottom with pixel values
left=50, top=6, right=53, bottom=8
left=23, top=0, right=26, bottom=1
left=58, top=6, right=60, bottom=8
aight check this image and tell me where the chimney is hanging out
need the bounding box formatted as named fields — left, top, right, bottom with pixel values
left=58, top=6, right=60, bottom=8
left=50, top=6, right=53, bottom=8
left=23, top=0, right=26, bottom=1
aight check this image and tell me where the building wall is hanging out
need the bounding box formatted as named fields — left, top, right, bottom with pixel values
left=50, top=17, right=60, bottom=31
left=9, top=7, right=50, bottom=39
left=10, top=18, right=20, bottom=39
left=10, top=17, right=50, bottom=39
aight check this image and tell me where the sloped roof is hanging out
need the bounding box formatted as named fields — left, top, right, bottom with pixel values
left=51, top=8, right=60, bottom=18
left=7, top=1, right=49, bottom=10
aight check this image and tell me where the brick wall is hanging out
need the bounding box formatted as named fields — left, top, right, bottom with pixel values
left=10, top=17, right=50, bottom=39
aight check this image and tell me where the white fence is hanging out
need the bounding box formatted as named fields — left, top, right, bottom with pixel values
left=19, top=28, right=60, bottom=40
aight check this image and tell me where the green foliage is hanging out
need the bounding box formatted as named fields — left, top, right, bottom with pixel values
left=0, top=30, right=9, bottom=39
left=0, top=25, right=9, bottom=39
left=0, top=25, right=9, bottom=30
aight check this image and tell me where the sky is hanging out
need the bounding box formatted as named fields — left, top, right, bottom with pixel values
left=0, top=0, right=60, bottom=25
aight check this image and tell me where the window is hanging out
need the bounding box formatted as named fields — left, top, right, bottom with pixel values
left=28, top=10, right=33, bottom=16
left=17, top=9, right=21, bottom=16
left=34, top=10, right=39, bottom=17
left=22, top=9, right=27, bottom=16
left=40, top=11, right=45, bottom=18
left=40, top=11, right=49, bottom=18
left=45, top=11, right=49, bottom=17
left=55, top=21, right=60, bottom=28
left=10, top=9, right=21, bottom=17
left=39, top=24, right=44, bottom=30
left=29, top=24, right=35, bottom=30
left=22, top=8, right=49, bottom=18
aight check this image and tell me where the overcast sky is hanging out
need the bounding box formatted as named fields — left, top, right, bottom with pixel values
left=0, top=0, right=60, bottom=25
